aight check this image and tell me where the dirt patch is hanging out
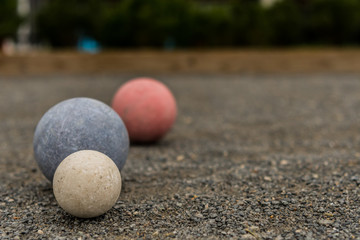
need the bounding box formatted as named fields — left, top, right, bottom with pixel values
left=1, top=49, right=360, bottom=76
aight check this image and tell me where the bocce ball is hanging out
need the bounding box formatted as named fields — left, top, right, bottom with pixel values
left=53, top=150, right=122, bottom=218
left=33, top=97, right=129, bottom=181
left=112, top=77, right=177, bottom=143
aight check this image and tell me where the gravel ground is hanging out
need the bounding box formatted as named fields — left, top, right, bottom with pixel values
left=1, top=74, right=360, bottom=239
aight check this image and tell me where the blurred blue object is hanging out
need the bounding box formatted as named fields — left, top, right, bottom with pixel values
left=164, top=37, right=175, bottom=51
left=77, top=36, right=101, bottom=54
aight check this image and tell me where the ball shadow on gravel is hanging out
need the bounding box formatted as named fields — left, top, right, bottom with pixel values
left=130, top=138, right=173, bottom=147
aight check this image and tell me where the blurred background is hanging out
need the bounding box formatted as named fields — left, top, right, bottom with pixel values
left=2, top=0, right=360, bottom=76
left=2, top=0, right=360, bottom=52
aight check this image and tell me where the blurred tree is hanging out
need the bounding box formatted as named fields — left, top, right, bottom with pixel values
left=305, top=0, right=360, bottom=45
left=99, top=0, right=193, bottom=47
left=0, top=0, right=22, bottom=42
left=36, top=0, right=102, bottom=47
left=231, top=0, right=271, bottom=45
left=33, top=0, right=360, bottom=48
left=184, top=4, right=233, bottom=46
left=267, top=0, right=304, bottom=45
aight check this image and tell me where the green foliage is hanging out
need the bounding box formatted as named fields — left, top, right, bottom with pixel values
left=36, top=0, right=102, bottom=47
left=0, top=0, right=22, bottom=41
left=181, top=4, right=233, bottom=46
left=267, top=0, right=304, bottom=45
left=99, top=0, right=193, bottom=47
left=304, top=0, right=360, bottom=45
left=34, top=0, right=360, bottom=48
left=231, top=0, right=270, bottom=45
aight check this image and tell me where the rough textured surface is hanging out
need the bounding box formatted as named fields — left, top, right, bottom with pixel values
left=1, top=74, right=360, bottom=239
left=33, top=97, right=129, bottom=181
left=112, top=78, right=177, bottom=143
left=3, top=50, right=360, bottom=76
left=53, top=150, right=122, bottom=218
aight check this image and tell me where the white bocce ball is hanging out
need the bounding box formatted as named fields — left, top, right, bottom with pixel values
left=53, top=150, right=122, bottom=218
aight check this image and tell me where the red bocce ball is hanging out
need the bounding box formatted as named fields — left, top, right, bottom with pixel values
left=112, top=77, right=177, bottom=143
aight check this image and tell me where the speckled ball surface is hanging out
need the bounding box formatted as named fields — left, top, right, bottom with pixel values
left=33, top=97, right=129, bottom=181
left=53, top=150, right=122, bottom=218
left=112, top=77, right=177, bottom=143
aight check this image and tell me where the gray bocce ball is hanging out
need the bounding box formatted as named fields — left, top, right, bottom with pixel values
left=33, top=97, right=129, bottom=181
